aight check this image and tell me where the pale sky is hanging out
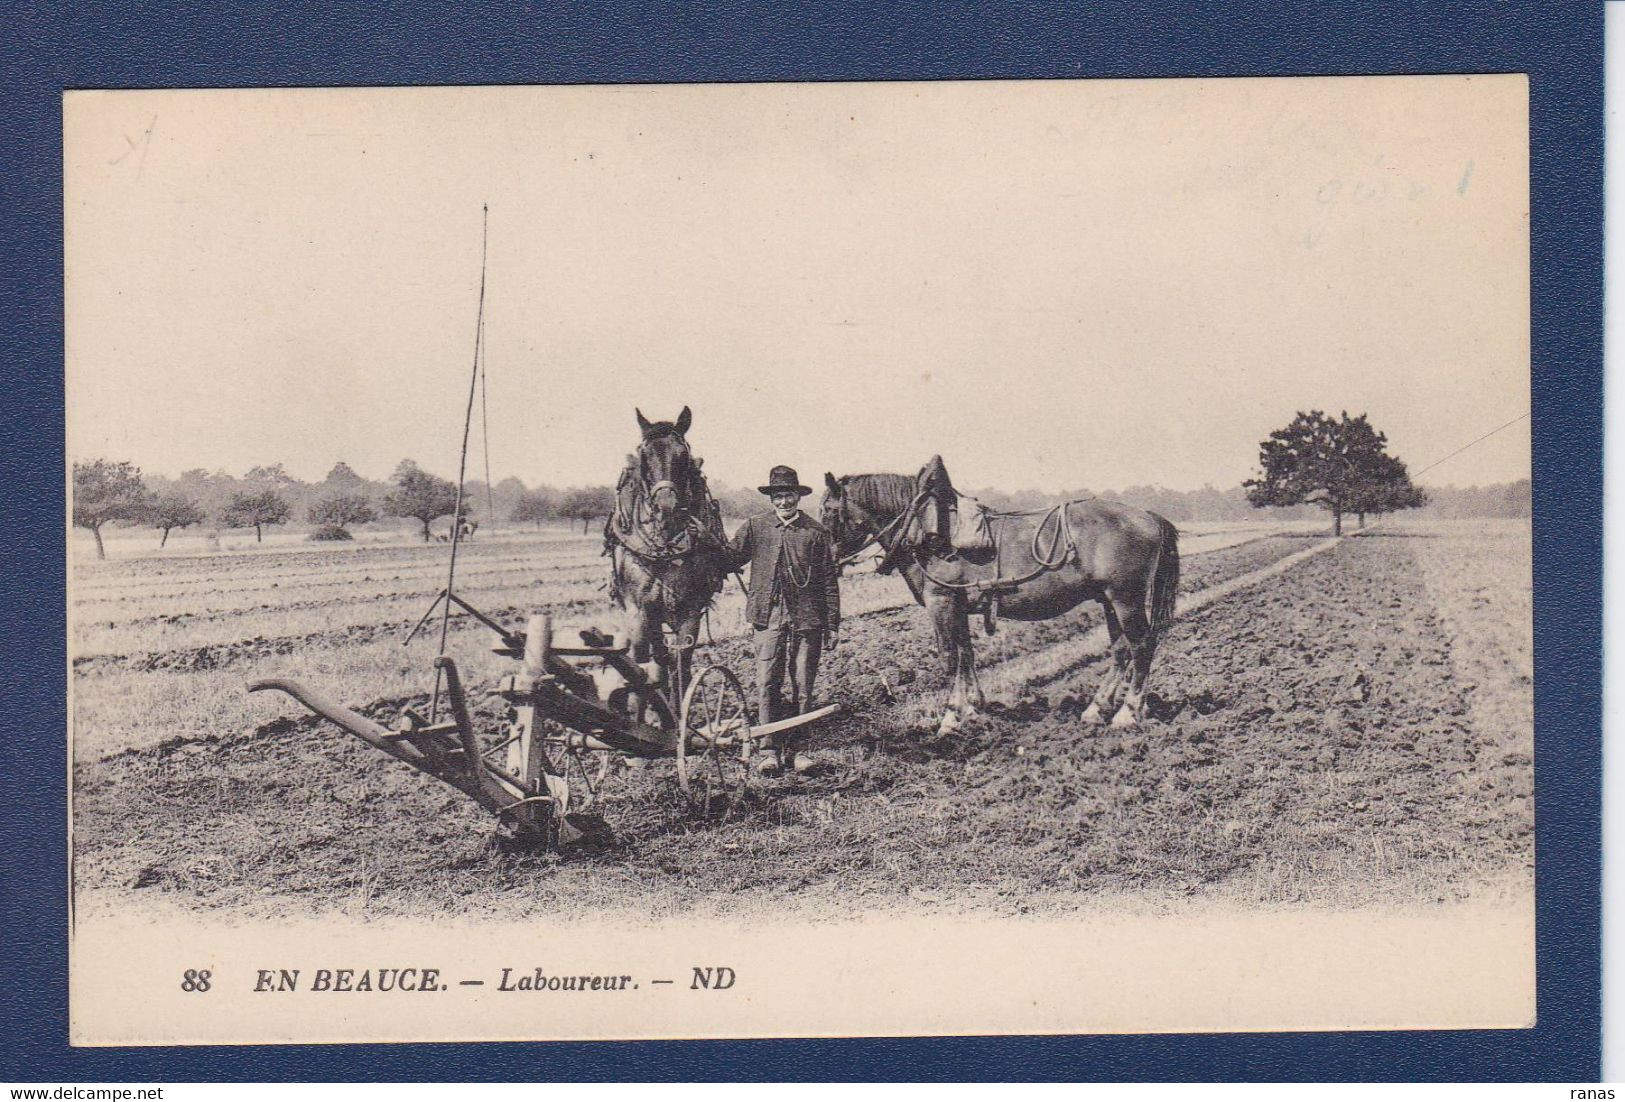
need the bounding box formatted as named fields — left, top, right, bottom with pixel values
left=65, top=76, right=1529, bottom=493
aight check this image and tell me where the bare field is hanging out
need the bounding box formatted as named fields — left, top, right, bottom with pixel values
left=70, top=520, right=1533, bottom=920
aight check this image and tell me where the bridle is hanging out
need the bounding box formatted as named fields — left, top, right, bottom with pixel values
left=636, top=425, right=692, bottom=515
left=612, top=426, right=713, bottom=565
left=825, top=485, right=928, bottom=572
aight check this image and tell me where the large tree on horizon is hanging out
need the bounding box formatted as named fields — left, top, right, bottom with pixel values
left=1244, top=410, right=1423, bottom=536
left=1348, top=452, right=1429, bottom=528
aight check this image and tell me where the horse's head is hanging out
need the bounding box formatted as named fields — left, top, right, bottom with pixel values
left=820, top=472, right=870, bottom=561
left=822, top=471, right=922, bottom=572
left=634, top=406, right=696, bottom=528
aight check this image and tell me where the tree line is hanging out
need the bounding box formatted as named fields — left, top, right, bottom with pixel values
left=69, top=458, right=631, bottom=559
left=72, top=412, right=1520, bottom=559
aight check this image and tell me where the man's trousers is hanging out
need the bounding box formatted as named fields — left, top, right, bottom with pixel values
left=753, top=623, right=824, bottom=725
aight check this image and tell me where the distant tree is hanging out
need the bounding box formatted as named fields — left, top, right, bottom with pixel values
left=148, top=492, right=206, bottom=548
left=220, top=488, right=292, bottom=543
left=308, top=492, right=378, bottom=537
left=558, top=486, right=616, bottom=533
left=1244, top=410, right=1402, bottom=536
left=321, top=461, right=366, bottom=490
left=710, top=482, right=764, bottom=521
left=244, top=463, right=297, bottom=486
left=168, top=467, right=236, bottom=519
left=1417, top=479, right=1528, bottom=520
left=492, top=476, right=529, bottom=523
left=511, top=487, right=558, bottom=529
left=383, top=460, right=459, bottom=542
left=72, top=459, right=153, bottom=560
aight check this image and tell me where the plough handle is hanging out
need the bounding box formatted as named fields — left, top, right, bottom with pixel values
left=248, top=678, right=407, bottom=761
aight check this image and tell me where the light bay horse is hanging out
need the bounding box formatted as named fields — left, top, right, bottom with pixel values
left=820, top=469, right=1179, bottom=731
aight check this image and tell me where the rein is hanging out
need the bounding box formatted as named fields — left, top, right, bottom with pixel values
left=846, top=490, right=932, bottom=573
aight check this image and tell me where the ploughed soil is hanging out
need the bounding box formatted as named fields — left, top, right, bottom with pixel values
left=72, top=535, right=1531, bottom=919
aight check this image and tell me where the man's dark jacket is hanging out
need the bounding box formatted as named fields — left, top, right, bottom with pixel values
left=727, top=510, right=841, bottom=631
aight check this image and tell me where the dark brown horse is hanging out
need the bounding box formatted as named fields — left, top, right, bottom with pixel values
left=820, top=466, right=1179, bottom=731
left=605, top=406, right=728, bottom=701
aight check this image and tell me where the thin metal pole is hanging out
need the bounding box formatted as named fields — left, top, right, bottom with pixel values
left=479, top=310, right=496, bottom=530
left=431, top=204, right=490, bottom=720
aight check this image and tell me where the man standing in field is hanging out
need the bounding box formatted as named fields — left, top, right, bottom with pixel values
left=728, top=465, right=841, bottom=769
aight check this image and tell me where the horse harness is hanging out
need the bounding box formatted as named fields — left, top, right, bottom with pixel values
left=872, top=490, right=1085, bottom=630
left=605, top=440, right=729, bottom=588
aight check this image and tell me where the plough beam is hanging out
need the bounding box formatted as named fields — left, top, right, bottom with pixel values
left=248, top=669, right=560, bottom=841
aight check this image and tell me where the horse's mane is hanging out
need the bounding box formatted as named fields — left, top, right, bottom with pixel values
left=840, top=473, right=917, bottom=521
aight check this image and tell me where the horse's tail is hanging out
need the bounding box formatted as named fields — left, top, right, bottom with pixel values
left=1148, top=514, right=1180, bottom=647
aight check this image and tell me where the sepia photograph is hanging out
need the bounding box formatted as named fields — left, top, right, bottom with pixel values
left=64, top=75, right=1535, bottom=1045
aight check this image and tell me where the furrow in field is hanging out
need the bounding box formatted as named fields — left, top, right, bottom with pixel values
left=72, top=566, right=617, bottom=652
left=72, top=546, right=607, bottom=604
left=71, top=533, right=602, bottom=583
left=973, top=535, right=1346, bottom=699
left=69, top=532, right=1319, bottom=763
left=73, top=552, right=603, bottom=603
left=70, top=524, right=1532, bottom=917
left=70, top=571, right=906, bottom=679
left=72, top=534, right=1308, bottom=677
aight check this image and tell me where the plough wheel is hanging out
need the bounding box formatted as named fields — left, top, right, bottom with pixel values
left=676, top=664, right=753, bottom=817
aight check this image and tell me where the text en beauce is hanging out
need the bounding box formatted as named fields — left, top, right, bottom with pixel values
left=254, top=968, right=442, bottom=992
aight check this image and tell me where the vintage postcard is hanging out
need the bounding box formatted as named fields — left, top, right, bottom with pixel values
left=65, top=75, right=1533, bottom=1045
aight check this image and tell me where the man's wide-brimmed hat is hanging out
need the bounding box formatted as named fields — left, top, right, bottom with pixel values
left=759, top=465, right=813, bottom=497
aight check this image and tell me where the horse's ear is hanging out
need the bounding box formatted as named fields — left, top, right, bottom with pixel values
left=675, top=406, right=692, bottom=436
left=825, top=471, right=840, bottom=493
left=635, top=408, right=652, bottom=434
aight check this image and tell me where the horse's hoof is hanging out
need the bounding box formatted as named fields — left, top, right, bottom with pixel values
left=1080, top=703, right=1104, bottom=725
left=1110, top=708, right=1139, bottom=730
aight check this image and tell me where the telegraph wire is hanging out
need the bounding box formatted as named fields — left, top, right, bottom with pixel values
left=1411, top=410, right=1529, bottom=480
